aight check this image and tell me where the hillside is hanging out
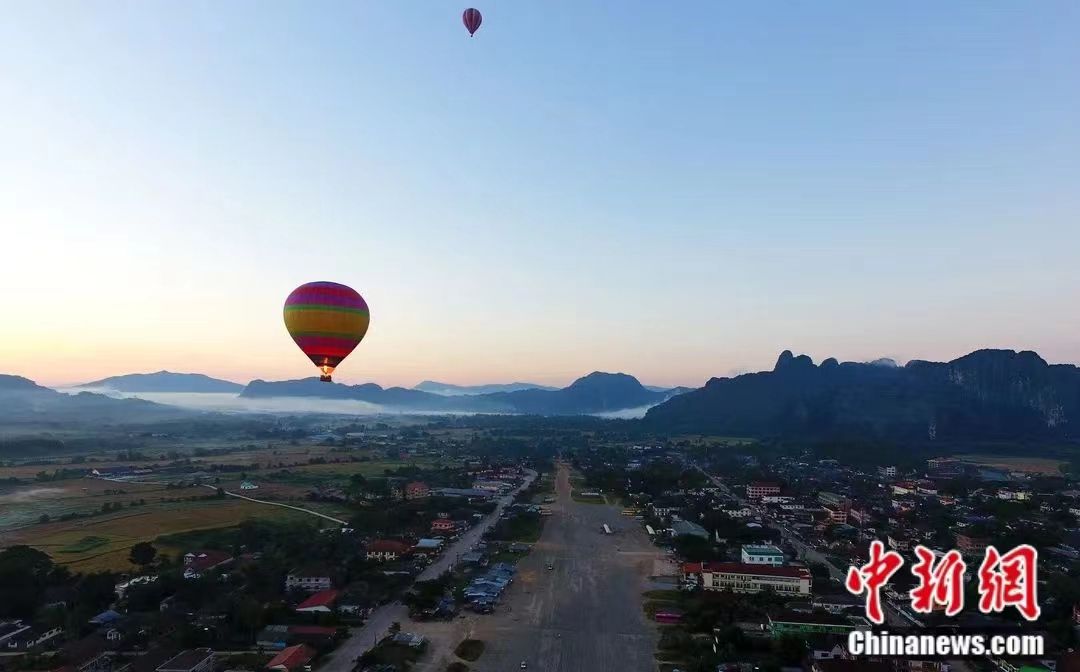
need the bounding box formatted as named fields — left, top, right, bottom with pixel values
left=241, top=371, right=684, bottom=415
left=642, top=349, right=1080, bottom=440
left=0, top=375, right=191, bottom=426
left=76, top=371, right=243, bottom=393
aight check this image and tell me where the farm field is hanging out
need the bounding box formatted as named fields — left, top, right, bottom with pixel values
left=0, top=498, right=314, bottom=572
left=955, top=454, right=1067, bottom=476
left=0, top=479, right=174, bottom=528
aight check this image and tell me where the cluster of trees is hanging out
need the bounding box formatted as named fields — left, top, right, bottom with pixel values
left=0, top=546, right=117, bottom=626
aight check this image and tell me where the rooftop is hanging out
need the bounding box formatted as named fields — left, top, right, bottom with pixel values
left=686, top=562, right=811, bottom=579
left=266, top=644, right=315, bottom=671
left=157, top=648, right=214, bottom=672
left=296, top=589, right=340, bottom=611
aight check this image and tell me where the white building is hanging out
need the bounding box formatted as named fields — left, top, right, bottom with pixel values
left=741, top=544, right=785, bottom=566
left=682, top=562, right=811, bottom=595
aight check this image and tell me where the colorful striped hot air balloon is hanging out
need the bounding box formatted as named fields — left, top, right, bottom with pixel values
left=283, top=281, right=370, bottom=382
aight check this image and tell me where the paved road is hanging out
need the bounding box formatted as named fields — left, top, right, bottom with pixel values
left=321, top=470, right=536, bottom=672
left=468, top=463, right=662, bottom=672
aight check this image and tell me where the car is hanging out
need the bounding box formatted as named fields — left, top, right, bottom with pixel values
left=520, top=662, right=527, bottom=669
left=546, top=563, right=554, bottom=570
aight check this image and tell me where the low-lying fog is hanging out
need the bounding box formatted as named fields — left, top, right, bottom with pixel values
left=58, top=388, right=656, bottom=419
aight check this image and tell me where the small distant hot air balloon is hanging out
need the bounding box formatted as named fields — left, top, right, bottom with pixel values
left=283, top=281, right=370, bottom=382
left=462, top=8, right=482, bottom=36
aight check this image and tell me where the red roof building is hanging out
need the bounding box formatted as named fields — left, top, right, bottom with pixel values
left=182, top=550, right=234, bottom=579
left=266, top=644, right=315, bottom=672
left=404, top=481, right=430, bottom=500
left=431, top=519, right=456, bottom=533
left=295, top=589, right=340, bottom=613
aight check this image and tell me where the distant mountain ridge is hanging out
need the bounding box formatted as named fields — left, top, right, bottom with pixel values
left=643, top=348, right=1080, bottom=440
left=242, top=371, right=686, bottom=415
left=414, top=380, right=558, bottom=396
left=76, top=371, right=243, bottom=393
left=0, top=374, right=189, bottom=425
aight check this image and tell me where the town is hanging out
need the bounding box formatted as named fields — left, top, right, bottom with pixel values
left=3, top=418, right=1080, bottom=672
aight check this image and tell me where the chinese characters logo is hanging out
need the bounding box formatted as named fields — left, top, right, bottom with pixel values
left=845, top=540, right=1039, bottom=624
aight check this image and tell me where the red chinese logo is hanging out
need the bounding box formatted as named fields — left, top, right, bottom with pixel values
left=846, top=539, right=904, bottom=624
left=845, top=540, right=1040, bottom=622
left=909, top=546, right=966, bottom=616
left=977, top=544, right=1040, bottom=621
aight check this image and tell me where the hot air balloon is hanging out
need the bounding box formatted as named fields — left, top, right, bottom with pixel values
left=283, top=281, right=370, bottom=382
left=462, top=8, right=482, bottom=36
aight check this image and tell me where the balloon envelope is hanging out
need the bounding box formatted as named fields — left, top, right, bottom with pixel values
left=284, top=281, right=369, bottom=381
left=463, top=8, right=482, bottom=36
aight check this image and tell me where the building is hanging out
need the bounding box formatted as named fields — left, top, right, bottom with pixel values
left=239, top=481, right=259, bottom=490
left=156, top=649, right=214, bottom=672
left=295, top=589, right=340, bottom=614
left=818, top=492, right=851, bottom=511
left=768, top=611, right=860, bottom=638
left=747, top=482, right=781, bottom=500
left=0, top=622, right=31, bottom=648
left=878, top=466, right=897, bottom=478
left=365, top=540, right=410, bottom=562
left=823, top=505, right=848, bottom=525
left=182, top=550, right=233, bottom=580
left=413, top=538, right=444, bottom=555
left=956, top=533, right=990, bottom=557
left=285, top=569, right=333, bottom=593
left=671, top=518, right=709, bottom=539
left=431, top=519, right=456, bottom=534
left=4, top=625, right=63, bottom=651
left=723, top=506, right=754, bottom=519
left=404, top=481, right=430, bottom=500
left=683, top=562, right=811, bottom=596
left=57, top=635, right=112, bottom=672
left=266, top=645, right=315, bottom=672
left=741, top=544, right=785, bottom=566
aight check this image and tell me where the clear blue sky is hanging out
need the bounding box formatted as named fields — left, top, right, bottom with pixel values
left=2, top=1, right=1079, bottom=387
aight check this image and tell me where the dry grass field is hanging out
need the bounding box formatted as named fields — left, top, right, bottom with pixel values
left=0, top=498, right=310, bottom=572
left=955, top=454, right=1067, bottom=476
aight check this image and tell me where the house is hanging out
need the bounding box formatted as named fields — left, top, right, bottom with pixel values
left=404, top=481, right=430, bottom=500
left=413, top=538, right=444, bottom=555
left=265, top=644, right=315, bottom=672
left=285, top=568, right=333, bottom=593
left=0, top=621, right=32, bottom=647
left=156, top=649, right=215, bottom=672
left=5, top=625, right=63, bottom=650
left=683, top=562, right=811, bottom=596
left=182, top=550, right=233, bottom=579
left=747, top=482, right=781, bottom=500
left=295, top=589, right=340, bottom=614
left=431, top=519, right=456, bottom=534
left=56, top=635, right=112, bottom=672
left=741, top=544, right=785, bottom=566
left=365, top=540, right=410, bottom=562
left=239, top=481, right=259, bottom=491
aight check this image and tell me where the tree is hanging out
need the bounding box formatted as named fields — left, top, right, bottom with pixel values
left=0, top=546, right=55, bottom=618
left=129, top=542, right=157, bottom=567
